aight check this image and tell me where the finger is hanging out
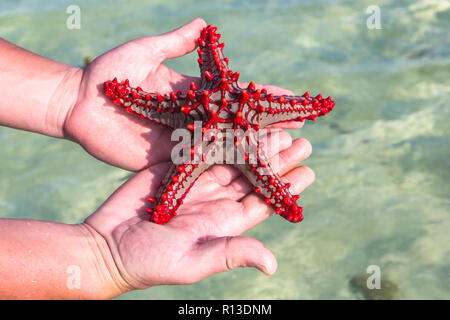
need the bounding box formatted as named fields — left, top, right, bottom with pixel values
left=267, top=120, right=305, bottom=129
left=225, top=138, right=312, bottom=200
left=191, top=236, right=277, bottom=277
left=153, top=18, right=207, bottom=61
left=188, top=165, right=315, bottom=236
left=178, top=130, right=292, bottom=206
left=238, top=82, right=294, bottom=96
left=200, top=129, right=292, bottom=187
left=240, top=165, right=316, bottom=227
left=185, top=136, right=309, bottom=205
left=237, top=83, right=304, bottom=129
left=157, top=75, right=299, bottom=100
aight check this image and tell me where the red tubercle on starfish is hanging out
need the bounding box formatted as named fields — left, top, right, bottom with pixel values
left=103, top=24, right=334, bottom=224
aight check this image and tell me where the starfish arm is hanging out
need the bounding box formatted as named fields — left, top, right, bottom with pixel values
left=234, top=134, right=303, bottom=223
left=146, top=160, right=211, bottom=224
left=101, top=25, right=335, bottom=225
left=251, top=91, right=335, bottom=129
left=197, top=25, right=236, bottom=88
left=104, top=78, right=201, bottom=129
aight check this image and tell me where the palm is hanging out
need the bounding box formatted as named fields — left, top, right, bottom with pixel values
left=64, top=18, right=303, bottom=171
left=64, top=37, right=196, bottom=171
left=85, top=135, right=315, bottom=289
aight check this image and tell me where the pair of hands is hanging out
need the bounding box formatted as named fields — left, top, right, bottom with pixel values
left=64, top=18, right=315, bottom=291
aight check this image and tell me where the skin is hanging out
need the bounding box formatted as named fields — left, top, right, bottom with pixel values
left=0, top=18, right=315, bottom=299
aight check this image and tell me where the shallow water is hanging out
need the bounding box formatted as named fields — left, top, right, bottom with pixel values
left=0, top=0, right=449, bottom=299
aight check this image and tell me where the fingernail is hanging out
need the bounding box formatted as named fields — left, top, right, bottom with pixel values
left=254, top=264, right=270, bottom=275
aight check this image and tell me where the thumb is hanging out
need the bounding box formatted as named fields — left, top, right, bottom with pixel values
left=153, top=18, right=207, bottom=61
left=194, top=236, right=278, bottom=277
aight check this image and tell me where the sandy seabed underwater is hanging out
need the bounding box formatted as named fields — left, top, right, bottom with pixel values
left=0, top=0, right=449, bottom=299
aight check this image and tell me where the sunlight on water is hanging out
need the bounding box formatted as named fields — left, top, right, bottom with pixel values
left=0, top=0, right=449, bottom=299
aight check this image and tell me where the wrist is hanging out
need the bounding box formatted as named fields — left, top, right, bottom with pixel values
left=47, top=66, right=83, bottom=139
left=75, top=223, right=133, bottom=299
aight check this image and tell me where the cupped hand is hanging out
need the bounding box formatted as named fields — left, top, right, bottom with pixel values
left=84, top=133, right=314, bottom=290
left=64, top=18, right=303, bottom=171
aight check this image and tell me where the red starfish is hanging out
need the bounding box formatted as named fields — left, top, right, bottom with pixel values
left=103, top=25, right=334, bottom=224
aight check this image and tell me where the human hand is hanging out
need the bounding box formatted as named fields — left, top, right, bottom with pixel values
left=63, top=18, right=303, bottom=171
left=84, top=134, right=314, bottom=290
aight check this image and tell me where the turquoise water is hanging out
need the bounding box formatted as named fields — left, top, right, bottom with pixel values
left=1, top=0, right=449, bottom=299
